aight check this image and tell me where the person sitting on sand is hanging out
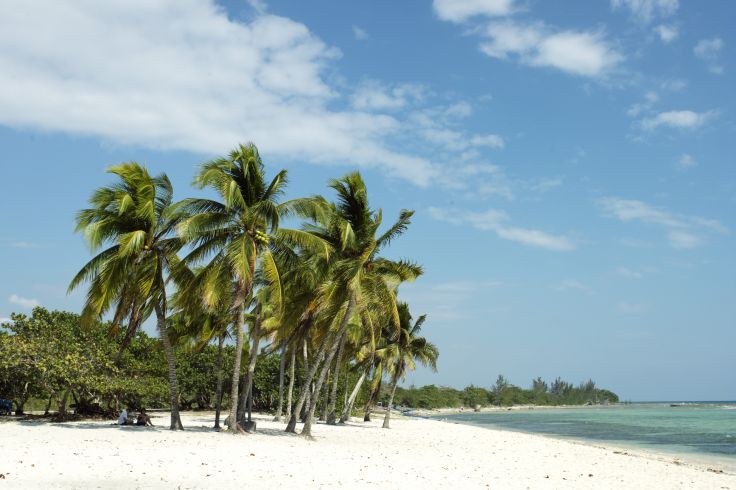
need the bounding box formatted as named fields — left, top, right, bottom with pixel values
left=136, top=409, right=154, bottom=427
left=117, top=408, right=129, bottom=425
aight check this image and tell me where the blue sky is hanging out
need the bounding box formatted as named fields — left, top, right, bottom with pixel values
left=0, top=0, right=734, bottom=401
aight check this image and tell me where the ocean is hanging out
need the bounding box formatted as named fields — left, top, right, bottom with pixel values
left=437, top=403, right=736, bottom=466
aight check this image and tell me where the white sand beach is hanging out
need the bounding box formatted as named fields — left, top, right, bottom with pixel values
left=1, top=411, right=734, bottom=489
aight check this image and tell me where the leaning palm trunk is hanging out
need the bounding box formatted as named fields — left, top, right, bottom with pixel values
left=155, top=301, right=184, bottom=430
left=319, top=368, right=331, bottom=421
left=326, top=331, right=347, bottom=424
left=114, top=305, right=143, bottom=365
left=273, top=343, right=287, bottom=422
left=285, top=334, right=330, bottom=433
left=226, top=304, right=246, bottom=433
left=300, top=333, right=345, bottom=436
left=237, top=316, right=262, bottom=425
left=382, top=374, right=400, bottom=429
left=285, top=348, right=296, bottom=422
left=301, top=293, right=356, bottom=437
left=300, top=340, right=310, bottom=423
left=343, top=364, right=349, bottom=406
left=364, top=375, right=382, bottom=422
left=214, top=334, right=225, bottom=429
left=339, top=370, right=366, bottom=423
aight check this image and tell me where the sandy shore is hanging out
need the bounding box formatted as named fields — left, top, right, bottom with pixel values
left=1, top=411, right=734, bottom=489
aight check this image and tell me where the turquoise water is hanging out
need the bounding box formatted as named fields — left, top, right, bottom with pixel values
left=438, top=403, right=736, bottom=462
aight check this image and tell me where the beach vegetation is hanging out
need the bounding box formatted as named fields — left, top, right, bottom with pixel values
left=0, top=142, right=430, bottom=437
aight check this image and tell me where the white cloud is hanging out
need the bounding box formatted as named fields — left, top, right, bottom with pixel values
left=458, top=163, right=501, bottom=175
left=9, top=294, right=40, bottom=309
left=352, top=25, right=369, bottom=41
left=445, top=101, right=474, bottom=118
left=351, top=81, right=425, bottom=111
left=611, top=0, right=678, bottom=23
left=479, top=22, right=623, bottom=77
left=599, top=197, right=726, bottom=248
left=528, top=177, right=563, bottom=192
left=552, top=279, right=594, bottom=294
left=401, top=279, right=504, bottom=322
left=246, top=0, right=268, bottom=13
left=402, top=102, right=507, bottom=198
left=470, top=134, right=505, bottom=148
left=494, top=227, right=574, bottom=250
left=676, top=153, right=697, bottom=169
left=660, top=79, right=687, bottom=92
left=601, top=198, right=681, bottom=227
left=428, top=207, right=575, bottom=251
left=453, top=163, right=513, bottom=199
left=667, top=230, right=701, bottom=249
left=0, top=0, right=444, bottom=186
left=432, top=0, right=516, bottom=23
left=617, top=301, right=648, bottom=314
left=640, top=110, right=715, bottom=130
left=431, top=280, right=503, bottom=292
left=0, top=317, right=11, bottom=324
left=421, top=128, right=504, bottom=152
left=654, top=24, right=678, bottom=43
left=9, top=241, right=45, bottom=249
left=616, top=267, right=643, bottom=279
left=626, top=90, right=659, bottom=117
left=694, top=38, right=724, bottom=74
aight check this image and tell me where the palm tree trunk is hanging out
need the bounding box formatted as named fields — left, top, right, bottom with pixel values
left=155, top=301, right=184, bottom=430
left=273, top=343, right=287, bottom=422
left=285, top=348, right=295, bottom=422
left=284, top=335, right=331, bottom=433
left=300, top=339, right=310, bottom=423
left=214, top=334, right=225, bottom=429
left=382, top=375, right=400, bottom=429
left=115, top=305, right=142, bottom=365
left=300, top=292, right=356, bottom=437
left=319, top=368, right=330, bottom=421
left=247, top=385, right=254, bottom=422
left=343, top=364, right=349, bottom=406
left=364, top=371, right=382, bottom=422
left=226, top=304, right=246, bottom=433
left=237, top=315, right=262, bottom=426
left=339, top=370, right=366, bottom=423
left=326, top=331, right=347, bottom=424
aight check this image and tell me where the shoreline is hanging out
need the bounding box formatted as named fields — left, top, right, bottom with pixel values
left=423, top=413, right=736, bottom=475
left=408, top=404, right=736, bottom=473
left=1, top=410, right=734, bottom=489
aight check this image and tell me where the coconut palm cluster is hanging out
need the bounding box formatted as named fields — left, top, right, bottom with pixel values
left=70, top=142, right=439, bottom=435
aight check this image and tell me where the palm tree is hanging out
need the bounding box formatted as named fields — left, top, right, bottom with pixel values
left=168, top=263, right=233, bottom=429
left=380, top=302, right=438, bottom=429
left=69, top=163, right=185, bottom=430
left=285, top=172, right=422, bottom=437
left=339, top=310, right=381, bottom=423
left=236, top=282, right=282, bottom=429
left=177, top=143, right=325, bottom=434
left=269, top=250, right=324, bottom=423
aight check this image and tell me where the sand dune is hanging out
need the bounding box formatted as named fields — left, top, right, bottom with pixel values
left=1, top=411, right=733, bottom=489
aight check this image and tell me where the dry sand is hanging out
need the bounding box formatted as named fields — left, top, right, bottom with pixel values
left=1, top=411, right=734, bottom=489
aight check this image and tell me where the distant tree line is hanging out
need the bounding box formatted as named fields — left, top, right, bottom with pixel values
left=389, top=374, right=619, bottom=409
